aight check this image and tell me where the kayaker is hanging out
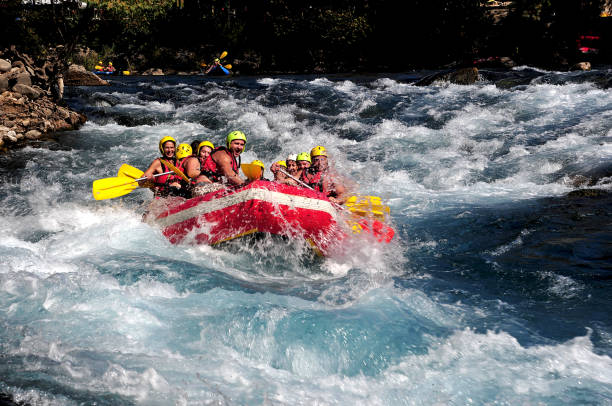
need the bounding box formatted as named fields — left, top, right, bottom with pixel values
left=141, top=136, right=183, bottom=196
left=205, top=58, right=221, bottom=74
left=201, top=131, right=246, bottom=186
left=301, top=146, right=347, bottom=204
left=104, top=62, right=115, bottom=73
left=182, top=140, right=214, bottom=185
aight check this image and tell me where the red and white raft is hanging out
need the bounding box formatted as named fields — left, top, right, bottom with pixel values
left=144, top=180, right=394, bottom=256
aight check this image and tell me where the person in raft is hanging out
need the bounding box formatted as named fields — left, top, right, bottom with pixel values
left=201, top=131, right=246, bottom=186
left=182, top=140, right=214, bottom=186
left=271, top=161, right=288, bottom=182
left=140, top=136, right=184, bottom=197
left=301, top=145, right=348, bottom=204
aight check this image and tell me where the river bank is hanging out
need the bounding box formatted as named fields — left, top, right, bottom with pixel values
left=0, top=48, right=88, bottom=152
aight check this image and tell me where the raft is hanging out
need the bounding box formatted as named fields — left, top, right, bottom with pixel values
left=143, top=180, right=394, bottom=256
left=93, top=70, right=115, bottom=75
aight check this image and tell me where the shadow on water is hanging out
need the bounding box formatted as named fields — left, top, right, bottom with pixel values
left=399, top=189, right=612, bottom=352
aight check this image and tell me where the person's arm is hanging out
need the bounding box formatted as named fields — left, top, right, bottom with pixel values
left=184, top=157, right=201, bottom=179
left=215, top=152, right=244, bottom=185
left=328, top=177, right=347, bottom=205
left=139, top=159, right=161, bottom=186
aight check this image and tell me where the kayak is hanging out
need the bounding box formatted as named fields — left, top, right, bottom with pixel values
left=143, top=180, right=394, bottom=256
left=206, top=65, right=231, bottom=76
left=92, top=70, right=115, bottom=75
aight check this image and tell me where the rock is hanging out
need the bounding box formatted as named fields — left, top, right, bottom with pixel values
left=12, top=84, right=41, bottom=99
left=414, top=67, right=479, bottom=86
left=25, top=129, right=41, bottom=139
left=567, top=188, right=609, bottom=198
left=152, top=68, right=164, bottom=75
left=6, top=130, right=17, bottom=142
left=14, top=72, right=32, bottom=86
left=63, top=64, right=109, bottom=86
left=448, top=67, right=479, bottom=85
left=570, top=62, right=591, bottom=71
left=0, top=59, right=11, bottom=73
left=499, top=57, right=515, bottom=68
left=0, top=75, right=8, bottom=92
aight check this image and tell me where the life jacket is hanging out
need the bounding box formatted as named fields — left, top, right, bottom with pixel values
left=154, top=157, right=177, bottom=186
left=201, top=147, right=240, bottom=183
left=153, top=157, right=179, bottom=197
left=302, top=169, right=337, bottom=198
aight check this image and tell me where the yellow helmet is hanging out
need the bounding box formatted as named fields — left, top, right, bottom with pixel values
left=226, top=130, right=247, bottom=150
left=276, top=160, right=287, bottom=167
left=197, top=140, right=215, bottom=154
left=176, top=143, right=193, bottom=159
left=296, top=152, right=311, bottom=163
left=251, top=159, right=265, bottom=169
left=109, top=62, right=113, bottom=66
left=310, top=145, right=327, bottom=157
left=158, top=136, right=176, bottom=154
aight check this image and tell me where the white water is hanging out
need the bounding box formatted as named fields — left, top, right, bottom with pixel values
left=1, top=71, right=611, bottom=404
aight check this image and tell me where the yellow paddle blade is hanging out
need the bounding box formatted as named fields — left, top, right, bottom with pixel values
left=92, top=176, right=140, bottom=200
left=224, top=64, right=232, bottom=70
left=219, top=51, right=228, bottom=59
left=160, top=159, right=190, bottom=183
left=200, top=62, right=207, bottom=67
left=117, top=164, right=144, bottom=179
left=345, top=195, right=390, bottom=220
left=241, top=163, right=262, bottom=181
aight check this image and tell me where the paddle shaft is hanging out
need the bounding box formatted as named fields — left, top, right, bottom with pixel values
left=98, top=171, right=173, bottom=191
left=279, top=168, right=346, bottom=211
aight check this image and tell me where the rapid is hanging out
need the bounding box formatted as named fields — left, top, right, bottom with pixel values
left=1, top=69, right=611, bottom=405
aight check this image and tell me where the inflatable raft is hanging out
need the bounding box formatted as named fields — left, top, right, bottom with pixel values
left=144, top=180, right=394, bottom=256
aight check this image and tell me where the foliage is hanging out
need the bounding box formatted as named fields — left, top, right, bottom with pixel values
left=2, top=0, right=608, bottom=73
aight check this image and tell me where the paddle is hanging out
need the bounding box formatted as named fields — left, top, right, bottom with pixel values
left=92, top=171, right=172, bottom=200
left=219, top=65, right=230, bottom=75
left=219, top=51, right=227, bottom=59
left=117, top=164, right=144, bottom=179
left=241, top=163, right=263, bottom=181
left=224, top=64, right=232, bottom=70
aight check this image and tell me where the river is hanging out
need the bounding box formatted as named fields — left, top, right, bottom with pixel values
left=0, top=69, right=611, bottom=405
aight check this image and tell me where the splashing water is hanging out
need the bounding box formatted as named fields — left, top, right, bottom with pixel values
left=0, top=69, right=611, bottom=405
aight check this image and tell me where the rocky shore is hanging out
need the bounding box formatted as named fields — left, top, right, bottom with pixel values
left=0, top=47, right=91, bottom=151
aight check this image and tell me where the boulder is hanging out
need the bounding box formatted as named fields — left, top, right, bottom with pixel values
left=414, top=67, right=479, bottom=86
left=25, top=129, right=42, bottom=140
left=570, top=62, right=591, bottom=71
left=0, top=75, right=8, bottom=92
left=14, top=72, right=32, bottom=86
left=0, top=59, right=11, bottom=73
left=12, top=84, right=41, bottom=99
left=152, top=68, right=164, bottom=75
left=63, top=64, right=109, bottom=86
left=448, top=67, right=479, bottom=85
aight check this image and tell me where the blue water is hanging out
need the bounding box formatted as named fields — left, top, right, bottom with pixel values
left=1, top=69, right=611, bottom=405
